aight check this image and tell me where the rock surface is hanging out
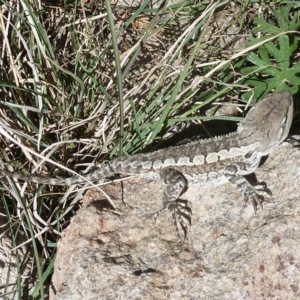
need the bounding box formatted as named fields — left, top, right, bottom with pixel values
left=50, top=142, right=300, bottom=299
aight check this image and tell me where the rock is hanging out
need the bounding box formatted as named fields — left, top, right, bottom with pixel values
left=50, top=142, right=300, bottom=299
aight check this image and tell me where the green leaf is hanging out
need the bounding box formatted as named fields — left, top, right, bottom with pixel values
left=240, top=8, right=300, bottom=101
left=252, top=17, right=282, bottom=34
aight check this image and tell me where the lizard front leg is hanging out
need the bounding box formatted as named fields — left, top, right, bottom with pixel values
left=224, top=155, right=271, bottom=212
left=154, top=168, right=191, bottom=242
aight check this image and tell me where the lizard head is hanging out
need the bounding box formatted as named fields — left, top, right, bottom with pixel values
left=237, top=91, right=293, bottom=156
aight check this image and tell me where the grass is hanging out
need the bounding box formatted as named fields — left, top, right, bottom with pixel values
left=0, top=0, right=299, bottom=299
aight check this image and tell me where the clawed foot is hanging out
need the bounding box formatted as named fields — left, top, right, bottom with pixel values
left=154, top=199, right=192, bottom=244
left=244, top=182, right=272, bottom=213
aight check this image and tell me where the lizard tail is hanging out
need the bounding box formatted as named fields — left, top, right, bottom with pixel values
left=0, top=163, right=115, bottom=186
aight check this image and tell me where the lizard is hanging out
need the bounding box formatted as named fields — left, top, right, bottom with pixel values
left=0, top=91, right=294, bottom=240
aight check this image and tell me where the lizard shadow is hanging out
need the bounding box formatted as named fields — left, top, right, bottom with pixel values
left=144, top=120, right=239, bottom=152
